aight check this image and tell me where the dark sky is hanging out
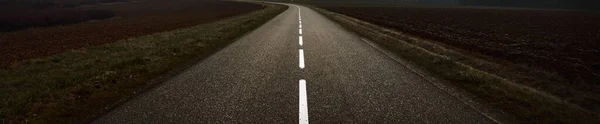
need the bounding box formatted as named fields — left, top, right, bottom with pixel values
left=459, top=0, right=600, bottom=10
left=308, top=0, right=599, bottom=10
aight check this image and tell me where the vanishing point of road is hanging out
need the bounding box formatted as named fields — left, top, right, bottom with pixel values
left=93, top=3, right=500, bottom=124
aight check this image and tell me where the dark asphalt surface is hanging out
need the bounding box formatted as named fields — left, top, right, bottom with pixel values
left=93, top=4, right=497, bottom=124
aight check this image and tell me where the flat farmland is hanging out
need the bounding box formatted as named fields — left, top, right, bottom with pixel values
left=0, top=0, right=280, bottom=123
left=321, top=6, right=600, bottom=115
left=0, top=0, right=264, bottom=67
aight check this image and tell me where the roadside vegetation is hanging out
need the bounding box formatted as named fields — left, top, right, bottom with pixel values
left=0, top=1, right=287, bottom=123
left=305, top=3, right=599, bottom=123
left=1, top=0, right=264, bottom=68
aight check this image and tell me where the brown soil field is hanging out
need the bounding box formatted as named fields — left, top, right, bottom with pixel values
left=321, top=6, right=600, bottom=112
left=0, top=8, right=115, bottom=32
left=0, top=0, right=131, bottom=32
left=0, top=0, right=264, bottom=68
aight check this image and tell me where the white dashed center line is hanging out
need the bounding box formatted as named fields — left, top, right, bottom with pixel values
left=299, top=49, right=305, bottom=69
left=299, top=79, right=309, bottom=124
left=299, top=36, right=303, bottom=46
left=297, top=5, right=309, bottom=124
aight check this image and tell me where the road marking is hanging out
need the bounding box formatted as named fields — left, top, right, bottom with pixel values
left=299, top=49, right=305, bottom=69
left=299, top=36, right=303, bottom=46
left=299, top=79, right=309, bottom=124
left=297, top=5, right=308, bottom=124
left=297, top=6, right=301, bottom=20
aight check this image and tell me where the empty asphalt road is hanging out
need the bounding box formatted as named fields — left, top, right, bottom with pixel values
left=93, top=3, right=498, bottom=124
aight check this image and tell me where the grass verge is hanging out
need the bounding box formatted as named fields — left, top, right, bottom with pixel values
left=307, top=5, right=599, bottom=123
left=0, top=3, right=287, bottom=124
